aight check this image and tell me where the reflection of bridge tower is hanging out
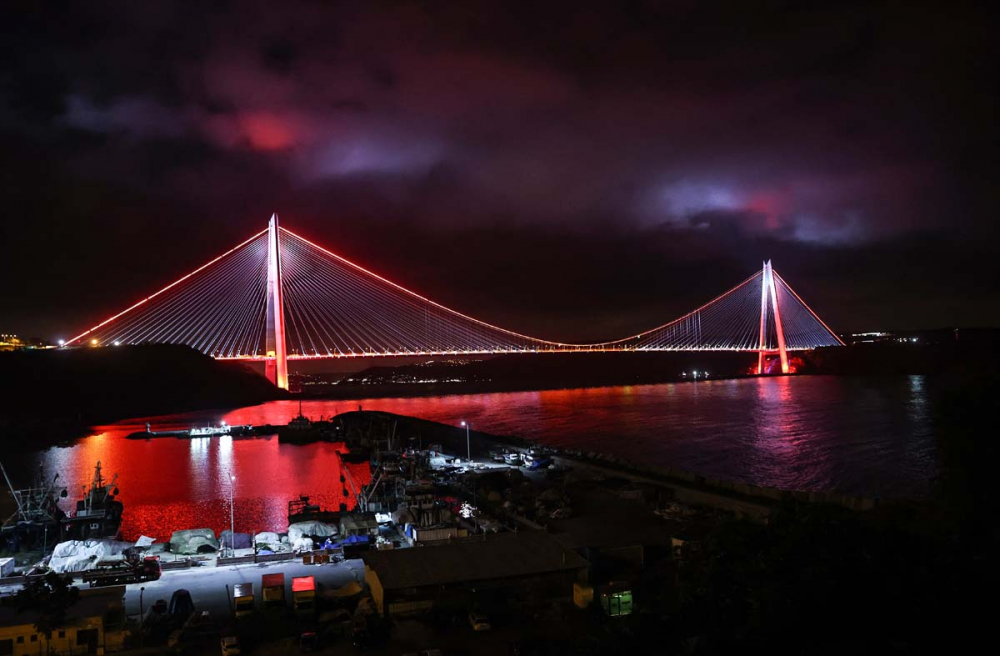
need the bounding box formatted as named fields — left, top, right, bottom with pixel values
left=757, top=259, right=789, bottom=375
left=264, top=214, right=289, bottom=389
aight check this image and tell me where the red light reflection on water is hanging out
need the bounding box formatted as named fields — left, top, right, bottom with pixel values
left=37, top=423, right=370, bottom=542
left=28, top=377, right=938, bottom=541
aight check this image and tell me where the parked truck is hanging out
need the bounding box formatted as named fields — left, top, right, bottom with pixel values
left=80, top=555, right=161, bottom=587
left=233, top=583, right=254, bottom=618
left=291, top=576, right=316, bottom=614
left=261, top=573, right=285, bottom=609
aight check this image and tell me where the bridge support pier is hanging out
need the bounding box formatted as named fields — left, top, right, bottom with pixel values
left=264, top=214, right=289, bottom=389
left=757, top=260, right=789, bottom=375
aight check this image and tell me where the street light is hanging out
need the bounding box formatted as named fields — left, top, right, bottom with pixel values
left=229, top=474, right=236, bottom=557
left=460, top=421, right=471, bottom=462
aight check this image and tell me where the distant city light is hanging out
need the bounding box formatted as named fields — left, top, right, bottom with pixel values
left=113, top=341, right=120, bottom=346
left=90, top=339, right=98, bottom=346
left=57, top=339, right=65, bottom=346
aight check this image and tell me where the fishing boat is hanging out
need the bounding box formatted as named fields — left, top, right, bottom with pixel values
left=61, top=461, right=124, bottom=541
left=0, top=462, right=67, bottom=552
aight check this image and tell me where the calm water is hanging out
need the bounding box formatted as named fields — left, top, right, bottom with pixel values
left=15, top=375, right=938, bottom=541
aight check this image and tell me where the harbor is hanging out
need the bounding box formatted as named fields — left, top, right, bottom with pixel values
left=1, top=404, right=761, bottom=653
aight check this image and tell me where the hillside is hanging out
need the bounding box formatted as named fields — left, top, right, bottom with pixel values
left=0, top=345, right=282, bottom=446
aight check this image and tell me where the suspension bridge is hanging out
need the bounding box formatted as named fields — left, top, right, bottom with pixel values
left=64, top=215, right=844, bottom=389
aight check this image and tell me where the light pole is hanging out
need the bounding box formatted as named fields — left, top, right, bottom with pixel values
left=461, top=421, right=471, bottom=462
left=229, top=474, right=236, bottom=557
left=139, top=586, right=145, bottom=647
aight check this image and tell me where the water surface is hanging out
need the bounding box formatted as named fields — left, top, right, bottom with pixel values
left=14, top=375, right=938, bottom=540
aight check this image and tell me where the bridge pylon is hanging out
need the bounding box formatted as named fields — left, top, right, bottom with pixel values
left=264, top=214, right=289, bottom=389
left=757, top=259, right=789, bottom=375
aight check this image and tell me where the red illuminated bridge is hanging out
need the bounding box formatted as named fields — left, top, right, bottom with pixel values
left=65, top=215, right=844, bottom=389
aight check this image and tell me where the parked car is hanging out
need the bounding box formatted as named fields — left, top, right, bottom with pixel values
left=299, top=631, right=318, bottom=652
left=220, top=636, right=241, bottom=656
left=469, top=612, right=492, bottom=631
left=504, top=452, right=522, bottom=466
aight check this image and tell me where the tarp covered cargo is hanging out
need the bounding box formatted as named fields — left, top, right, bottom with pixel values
left=219, top=530, right=253, bottom=550
left=169, top=528, right=219, bottom=555
left=49, top=539, right=133, bottom=573
left=254, top=532, right=282, bottom=550
left=288, top=521, right=337, bottom=543
left=292, top=537, right=315, bottom=552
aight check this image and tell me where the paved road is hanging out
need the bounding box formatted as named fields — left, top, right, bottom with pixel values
left=121, top=558, right=367, bottom=619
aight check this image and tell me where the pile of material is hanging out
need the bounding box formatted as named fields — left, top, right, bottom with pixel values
left=169, top=528, right=219, bottom=555
left=219, top=530, right=253, bottom=550
left=254, top=531, right=284, bottom=551
left=49, top=539, right=133, bottom=573
left=287, top=521, right=338, bottom=552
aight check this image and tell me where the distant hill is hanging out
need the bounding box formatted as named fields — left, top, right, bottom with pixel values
left=0, top=345, right=282, bottom=445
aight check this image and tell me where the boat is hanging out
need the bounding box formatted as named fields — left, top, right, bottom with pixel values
left=61, top=461, right=124, bottom=541
left=287, top=495, right=344, bottom=525
left=277, top=402, right=338, bottom=442
left=0, top=462, right=68, bottom=552
left=127, top=421, right=254, bottom=439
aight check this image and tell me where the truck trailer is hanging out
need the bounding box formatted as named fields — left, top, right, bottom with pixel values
left=80, top=555, right=161, bottom=587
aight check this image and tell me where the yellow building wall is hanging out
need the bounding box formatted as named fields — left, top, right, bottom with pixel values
left=364, top=566, right=385, bottom=615
left=0, top=617, right=107, bottom=656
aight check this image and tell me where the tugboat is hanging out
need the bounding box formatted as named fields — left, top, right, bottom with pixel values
left=278, top=402, right=338, bottom=443
left=61, top=461, right=124, bottom=541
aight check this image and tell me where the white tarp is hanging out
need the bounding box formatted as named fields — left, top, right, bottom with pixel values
left=287, top=521, right=338, bottom=543
left=134, top=535, right=156, bottom=548
left=292, top=536, right=315, bottom=552
left=49, top=539, right=133, bottom=573
left=254, top=532, right=282, bottom=550
left=169, top=528, right=219, bottom=555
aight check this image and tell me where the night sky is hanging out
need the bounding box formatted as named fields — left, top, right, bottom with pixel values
left=2, top=2, right=997, bottom=344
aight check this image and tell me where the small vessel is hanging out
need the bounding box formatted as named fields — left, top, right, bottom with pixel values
left=127, top=420, right=253, bottom=439
left=188, top=422, right=232, bottom=437
left=61, top=461, right=124, bottom=541
left=288, top=495, right=343, bottom=525
left=278, top=402, right=338, bottom=442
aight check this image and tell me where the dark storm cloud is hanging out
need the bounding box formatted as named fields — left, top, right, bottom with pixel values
left=1, top=1, right=997, bottom=340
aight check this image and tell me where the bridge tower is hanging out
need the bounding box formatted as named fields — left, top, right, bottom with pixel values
left=264, top=214, right=289, bottom=389
left=757, top=260, right=789, bottom=375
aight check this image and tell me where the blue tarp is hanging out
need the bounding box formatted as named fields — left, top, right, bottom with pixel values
left=529, top=457, right=553, bottom=470
left=333, top=534, right=370, bottom=548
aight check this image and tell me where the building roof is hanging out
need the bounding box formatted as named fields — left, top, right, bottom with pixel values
left=362, top=531, right=588, bottom=590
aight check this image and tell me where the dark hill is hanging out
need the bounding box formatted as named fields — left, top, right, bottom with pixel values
left=0, top=345, right=282, bottom=445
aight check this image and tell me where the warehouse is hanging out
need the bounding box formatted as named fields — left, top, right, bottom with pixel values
left=363, top=532, right=589, bottom=617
